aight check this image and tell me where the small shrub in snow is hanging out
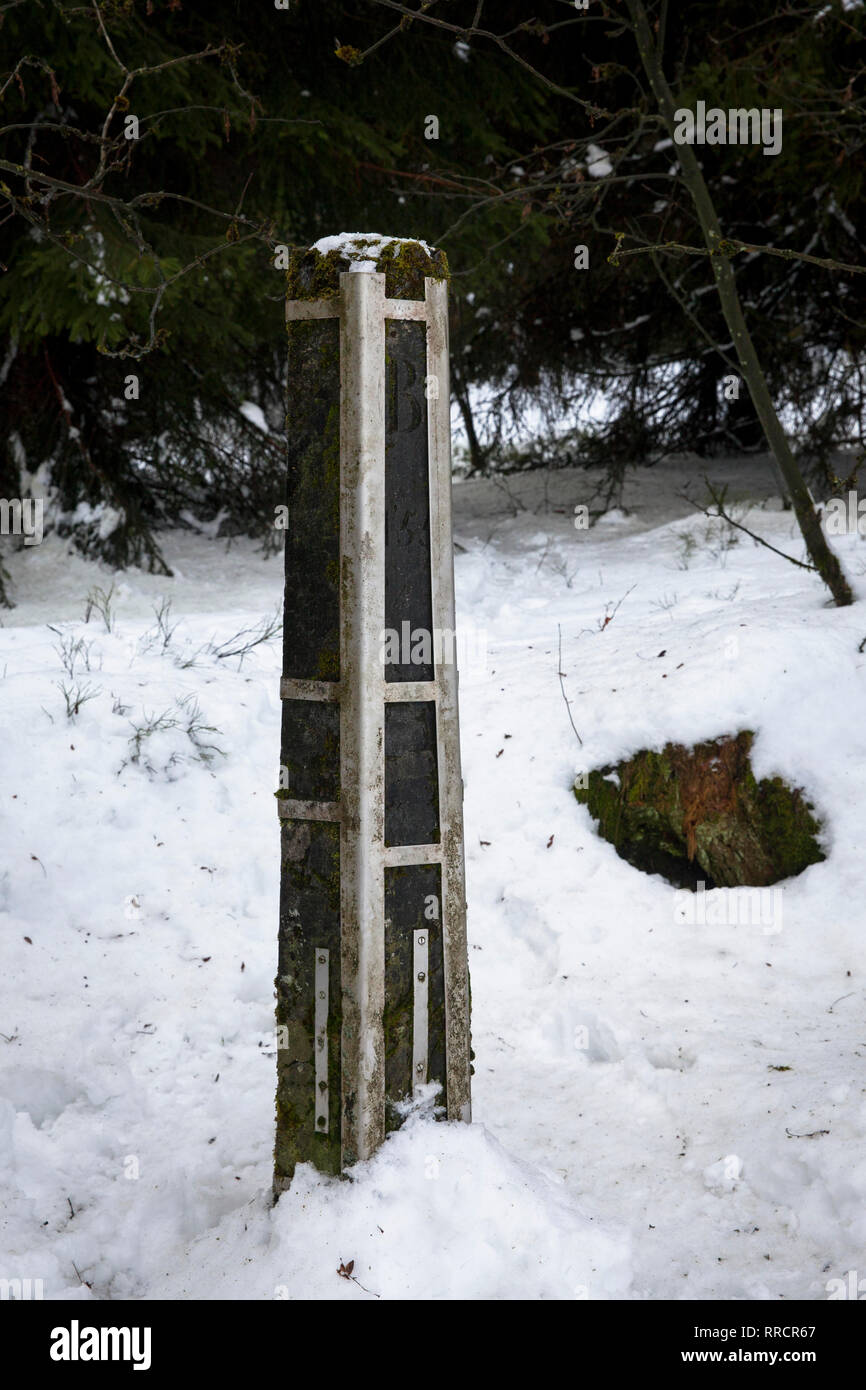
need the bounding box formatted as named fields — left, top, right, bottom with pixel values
left=49, top=629, right=99, bottom=678
left=139, top=598, right=179, bottom=655
left=56, top=679, right=100, bottom=720
left=83, top=584, right=117, bottom=633
left=205, top=610, right=281, bottom=665
left=121, top=694, right=223, bottom=778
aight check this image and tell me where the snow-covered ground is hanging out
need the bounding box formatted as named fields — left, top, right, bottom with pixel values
left=2, top=454, right=865, bottom=1300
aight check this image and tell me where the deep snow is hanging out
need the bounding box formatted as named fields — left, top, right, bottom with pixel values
left=1, top=454, right=865, bottom=1300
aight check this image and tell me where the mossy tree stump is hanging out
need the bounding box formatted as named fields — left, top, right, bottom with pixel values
left=574, top=731, right=824, bottom=889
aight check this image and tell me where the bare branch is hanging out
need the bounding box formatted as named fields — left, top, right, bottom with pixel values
left=679, top=483, right=817, bottom=573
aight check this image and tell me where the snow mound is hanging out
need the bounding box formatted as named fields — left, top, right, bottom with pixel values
left=703, top=1155, right=744, bottom=1194
left=152, top=1110, right=631, bottom=1301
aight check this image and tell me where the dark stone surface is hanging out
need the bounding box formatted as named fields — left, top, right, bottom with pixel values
left=280, top=700, right=340, bottom=803
left=275, top=821, right=342, bottom=1182
left=384, top=864, right=446, bottom=1131
left=385, top=701, right=440, bottom=847
left=283, top=318, right=341, bottom=682
left=385, top=319, right=433, bottom=683
left=277, top=312, right=342, bottom=1186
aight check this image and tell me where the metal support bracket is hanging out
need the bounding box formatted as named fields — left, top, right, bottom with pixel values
left=314, top=948, right=329, bottom=1134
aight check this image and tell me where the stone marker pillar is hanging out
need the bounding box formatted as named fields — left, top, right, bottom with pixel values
left=275, top=236, right=471, bottom=1191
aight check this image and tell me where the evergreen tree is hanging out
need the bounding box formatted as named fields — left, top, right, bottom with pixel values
left=0, top=0, right=551, bottom=601
left=1, top=0, right=863, bottom=604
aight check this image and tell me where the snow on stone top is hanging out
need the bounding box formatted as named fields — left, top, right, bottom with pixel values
left=310, top=232, right=436, bottom=272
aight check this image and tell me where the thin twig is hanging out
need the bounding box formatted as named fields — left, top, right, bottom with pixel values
left=611, top=235, right=866, bottom=277
left=557, top=624, right=582, bottom=746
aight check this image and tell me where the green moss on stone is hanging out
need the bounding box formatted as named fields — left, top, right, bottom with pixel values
left=286, top=246, right=344, bottom=301
left=286, top=237, right=449, bottom=303
left=378, top=238, right=448, bottom=299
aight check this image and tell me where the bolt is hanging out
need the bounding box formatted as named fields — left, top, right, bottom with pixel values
left=418, top=935, right=425, bottom=945
left=318, top=990, right=325, bottom=999
left=417, top=971, right=426, bottom=982
left=416, top=1063, right=424, bottom=1075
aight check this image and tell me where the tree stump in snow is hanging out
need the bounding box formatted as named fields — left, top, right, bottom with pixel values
left=575, top=731, right=824, bottom=888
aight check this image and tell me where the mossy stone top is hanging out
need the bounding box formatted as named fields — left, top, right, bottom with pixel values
left=286, top=233, right=449, bottom=302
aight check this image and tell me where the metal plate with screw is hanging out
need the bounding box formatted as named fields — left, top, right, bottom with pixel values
left=413, top=929, right=429, bottom=1089
left=314, top=948, right=329, bottom=1133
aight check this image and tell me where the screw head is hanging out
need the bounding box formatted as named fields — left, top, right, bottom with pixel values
left=417, top=971, right=426, bottom=982
left=415, top=1063, right=424, bottom=1075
